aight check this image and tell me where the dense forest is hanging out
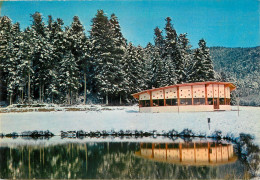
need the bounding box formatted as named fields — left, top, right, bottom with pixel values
left=210, top=47, right=260, bottom=106
left=0, top=10, right=258, bottom=106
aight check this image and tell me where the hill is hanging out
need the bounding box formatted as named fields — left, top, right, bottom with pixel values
left=209, top=46, right=260, bottom=106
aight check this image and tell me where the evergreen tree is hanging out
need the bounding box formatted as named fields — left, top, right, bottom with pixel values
left=189, top=49, right=205, bottom=82
left=178, top=33, right=193, bottom=83
left=20, top=27, right=34, bottom=103
left=143, top=42, right=154, bottom=88
left=125, top=43, right=147, bottom=95
left=164, top=17, right=183, bottom=84
left=90, top=10, right=117, bottom=104
left=154, top=27, right=164, bottom=54
left=7, top=22, right=24, bottom=104
left=67, top=16, right=88, bottom=103
left=151, top=47, right=167, bottom=88
left=109, top=13, right=127, bottom=104
left=30, top=12, right=49, bottom=102
left=198, top=39, right=215, bottom=81
left=0, top=16, right=12, bottom=102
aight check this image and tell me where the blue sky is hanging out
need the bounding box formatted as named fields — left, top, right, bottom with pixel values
left=1, top=0, right=259, bottom=48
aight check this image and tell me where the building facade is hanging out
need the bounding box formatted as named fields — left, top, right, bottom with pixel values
left=132, top=82, right=236, bottom=112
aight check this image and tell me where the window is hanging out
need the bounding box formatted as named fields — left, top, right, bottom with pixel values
left=208, top=98, right=213, bottom=105
left=194, top=98, right=205, bottom=105
left=219, top=98, right=225, bottom=105
left=153, top=99, right=165, bottom=106
left=139, top=100, right=150, bottom=107
left=166, top=99, right=178, bottom=106
left=180, top=98, right=192, bottom=105
left=153, top=100, right=159, bottom=106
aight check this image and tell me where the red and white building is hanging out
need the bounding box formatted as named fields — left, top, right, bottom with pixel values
left=132, top=81, right=236, bottom=112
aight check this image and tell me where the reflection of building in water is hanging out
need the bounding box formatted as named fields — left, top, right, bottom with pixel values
left=136, top=141, right=237, bottom=166
left=132, top=82, right=236, bottom=112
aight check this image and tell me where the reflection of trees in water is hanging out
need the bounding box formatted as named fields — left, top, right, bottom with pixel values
left=0, top=144, right=88, bottom=179
left=236, top=133, right=260, bottom=178
left=94, top=143, right=243, bottom=179
left=0, top=137, right=258, bottom=179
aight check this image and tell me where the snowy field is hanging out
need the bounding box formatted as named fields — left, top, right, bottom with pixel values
left=1, top=106, right=259, bottom=145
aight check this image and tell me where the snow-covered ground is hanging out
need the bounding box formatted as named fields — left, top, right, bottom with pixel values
left=1, top=106, right=259, bottom=145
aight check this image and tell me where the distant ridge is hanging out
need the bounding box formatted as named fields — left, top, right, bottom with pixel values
left=209, top=46, right=260, bottom=106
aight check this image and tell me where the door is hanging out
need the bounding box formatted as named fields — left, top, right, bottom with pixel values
left=214, top=99, right=219, bottom=109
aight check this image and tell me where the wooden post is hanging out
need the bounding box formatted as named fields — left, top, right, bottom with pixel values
left=191, top=85, right=194, bottom=105
left=177, top=87, right=180, bottom=113
left=150, top=91, right=153, bottom=107
left=224, top=85, right=226, bottom=105
left=205, top=84, right=208, bottom=105
left=212, top=84, right=214, bottom=106
left=163, top=89, right=166, bottom=106
left=217, top=84, right=220, bottom=108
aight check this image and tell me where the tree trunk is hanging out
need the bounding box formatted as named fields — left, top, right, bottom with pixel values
left=70, top=88, right=72, bottom=105
left=39, top=83, right=41, bottom=103
left=21, top=88, right=23, bottom=103
left=28, top=71, right=31, bottom=103
left=52, top=93, right=53, bottom=104
left=84, top=73, right=86, bottom=105
left=42, top=84, right=44, bottom=103
left=119, top=93, right=122, bottom=105
left=106, top=93, right=108, bottom=105
left=9, top=93, right=12, bottom=105
left=67, top=89, right=70, bottom=105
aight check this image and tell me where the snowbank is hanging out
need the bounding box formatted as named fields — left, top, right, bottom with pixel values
left=1, top=106, right=259, bottom=145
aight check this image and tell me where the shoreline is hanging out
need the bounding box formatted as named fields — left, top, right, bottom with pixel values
left=0, top=104, right=259, bottom=113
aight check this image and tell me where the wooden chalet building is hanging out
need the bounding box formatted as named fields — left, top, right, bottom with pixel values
left=132, top=81, right=236, bottom=112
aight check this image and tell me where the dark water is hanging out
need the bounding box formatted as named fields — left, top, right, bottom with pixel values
left=0, top=138, right=258, bottom=179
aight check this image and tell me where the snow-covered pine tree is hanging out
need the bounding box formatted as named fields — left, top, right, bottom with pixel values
left=198, top=39, right=215, bottom=81
left=109, top=13, right=127, bottom=104
left=90, top=10, right=117, bottom=104
left=0, top=16, right=12, bottom=103
left=178, top=33, right=193, bottom=83
left=19, top=27, right=34, bottom=103
left=154, top=27, right=164, bottom=55
left=80, top=36, right=91, bottom=105
left=143, top=42, right=154, bottom=89
left=58, top=48, right=80, bottom=104
left=136, top=45, right=148, bottom=89
left=6, top=22, right=25, bottom=104
left=152, top=27, right=168, bottom=88
left=189, top=49, right=205, bottom=82
left=30, top=12, right=50, bottom=103
left=42, top=15, right=60, bottom=103
left=151, top=46, right=167, bottom=88
left=164, top=17, right=183, bottom=84
left=67, top=16, right=88, bottom=104
left=126, top=44, right=147, bottom=94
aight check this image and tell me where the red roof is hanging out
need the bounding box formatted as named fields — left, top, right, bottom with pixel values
left=132, top=81, right=236, bottom=99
